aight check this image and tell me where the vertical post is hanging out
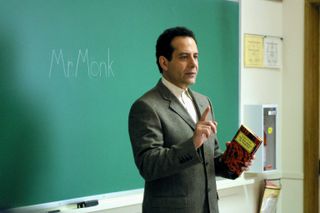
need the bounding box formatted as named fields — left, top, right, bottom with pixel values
left=304, top=1, right=319, bottom=212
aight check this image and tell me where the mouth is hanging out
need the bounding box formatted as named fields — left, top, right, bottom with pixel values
left=185, top=72, right=197, bottom=77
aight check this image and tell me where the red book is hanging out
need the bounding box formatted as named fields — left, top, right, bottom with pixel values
left=222, top=124, right=262, bottom=177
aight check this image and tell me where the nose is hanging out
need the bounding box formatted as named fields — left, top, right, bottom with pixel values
left=189, top=56, right=198, bottom=68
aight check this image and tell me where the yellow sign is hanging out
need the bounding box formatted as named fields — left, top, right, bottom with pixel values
left=235, top=131, right=256, bottom=153
left=244, top=34, right=264, bottom=68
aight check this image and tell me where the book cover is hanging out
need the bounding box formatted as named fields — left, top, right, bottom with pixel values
left=259, top=179, right=281, bottom=213
left=222, top=124, right=263, bottom=177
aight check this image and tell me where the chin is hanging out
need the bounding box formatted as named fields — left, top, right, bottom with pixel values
left=188, top=79, right=196, bottom=85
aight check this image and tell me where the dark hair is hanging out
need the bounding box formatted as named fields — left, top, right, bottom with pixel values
left=156, top=26, right=197, bottom=73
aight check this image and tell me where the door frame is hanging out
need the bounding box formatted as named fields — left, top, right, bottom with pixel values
left=304, top=0, right=319, bottom=212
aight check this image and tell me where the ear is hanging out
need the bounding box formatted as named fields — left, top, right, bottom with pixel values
left=159, top=56, right=169, bottom=72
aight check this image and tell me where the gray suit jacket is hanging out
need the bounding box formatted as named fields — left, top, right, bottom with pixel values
left=128, top=80, right=233, bottom=213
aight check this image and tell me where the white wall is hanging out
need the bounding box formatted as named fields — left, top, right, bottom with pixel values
left=241, top=0, right=304, bottom=213
left=240, top=0, right=283, bottom=108
left=240, top=0, right=283, bottom=212
left=281, top=1, right=304, bottom=213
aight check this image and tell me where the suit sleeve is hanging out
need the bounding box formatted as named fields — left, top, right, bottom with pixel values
left=128, top=100, right=202, bottom=182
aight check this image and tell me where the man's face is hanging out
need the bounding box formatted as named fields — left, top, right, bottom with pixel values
left=161, top=36, right=199, bottom=89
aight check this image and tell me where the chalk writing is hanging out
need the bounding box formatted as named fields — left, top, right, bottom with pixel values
left=49, top=48, right=115, bottom=79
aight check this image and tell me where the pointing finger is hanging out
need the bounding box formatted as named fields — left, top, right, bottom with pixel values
left=200, top=106, right=210, bottom=122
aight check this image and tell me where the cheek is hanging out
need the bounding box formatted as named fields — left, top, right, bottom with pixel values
left=176, top=63, right=187, bottom=71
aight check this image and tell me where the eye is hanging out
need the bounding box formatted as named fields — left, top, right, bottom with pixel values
left=179, top=55, right=188, bottom=60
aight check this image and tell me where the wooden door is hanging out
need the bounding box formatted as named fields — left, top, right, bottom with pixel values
left=304, top=1, right=320, bottom=212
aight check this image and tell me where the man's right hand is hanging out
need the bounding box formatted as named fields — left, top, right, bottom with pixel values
left=193, top=106, right=217, bottom=149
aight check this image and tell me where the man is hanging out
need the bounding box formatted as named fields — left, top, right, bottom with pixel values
left=128, top=26, right=249, bottom=213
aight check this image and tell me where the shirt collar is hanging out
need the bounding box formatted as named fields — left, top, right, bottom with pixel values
left=161, top=77, right=187, bottom=99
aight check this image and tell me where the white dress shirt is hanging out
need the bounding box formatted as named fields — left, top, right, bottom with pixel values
left=161, top=77, right=198, bottom=123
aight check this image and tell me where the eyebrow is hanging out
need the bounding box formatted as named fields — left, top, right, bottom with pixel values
left=177, top=52, right=198, bottom=55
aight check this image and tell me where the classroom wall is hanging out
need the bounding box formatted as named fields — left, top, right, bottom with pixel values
left=241, top=1, right=304, bottom=213
left=14, top=1, right=305, bottom=212
left=240, top=0, right=283, bottom=212
left=281, top=1, right=304, bottom=213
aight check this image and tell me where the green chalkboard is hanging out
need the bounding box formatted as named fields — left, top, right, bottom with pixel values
left=0, top=0, right=239, bottom=208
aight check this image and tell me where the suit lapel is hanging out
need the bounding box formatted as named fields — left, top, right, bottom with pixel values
left=189, top=90, right=207, bottom=120
left=156, top=80, right=196, bottom=129
left=169, top=100, right=196, bottom=129
left=189, top=90, right=216, bottom=158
